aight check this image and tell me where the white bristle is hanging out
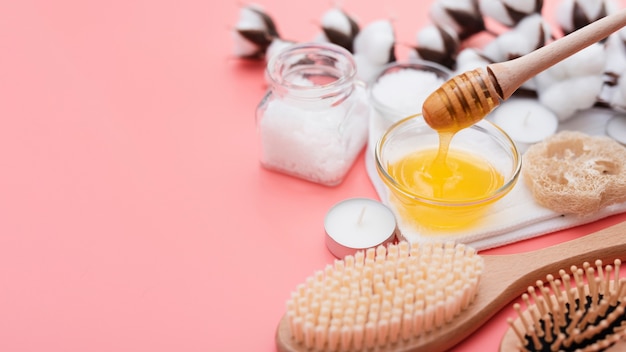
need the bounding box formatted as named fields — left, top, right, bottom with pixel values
left=285, top=241, right=483, bottom=350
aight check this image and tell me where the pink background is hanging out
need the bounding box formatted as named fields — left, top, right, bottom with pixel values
left=1, top=0, right=626, bottom=351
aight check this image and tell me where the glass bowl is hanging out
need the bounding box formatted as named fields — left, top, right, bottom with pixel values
left=375, top=114, right=521, bottom=232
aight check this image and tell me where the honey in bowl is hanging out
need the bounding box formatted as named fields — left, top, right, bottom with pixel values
left=375, top=115, right=520, bottom=232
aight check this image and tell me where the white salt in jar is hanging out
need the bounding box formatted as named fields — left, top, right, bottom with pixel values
left=257, top=42, right=369, bottom=186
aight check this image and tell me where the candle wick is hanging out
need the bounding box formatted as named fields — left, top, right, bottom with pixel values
left=357, top=206, right=366, bottom=226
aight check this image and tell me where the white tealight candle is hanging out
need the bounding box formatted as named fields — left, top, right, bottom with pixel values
left=490, top=98, right=559, bottom=151
left=324, top=198, right=399, bottom=258
left=606, top=115, right=626, bottom=145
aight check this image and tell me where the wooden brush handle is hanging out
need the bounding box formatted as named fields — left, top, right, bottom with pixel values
left=488, top=8, right=626, bottom=100
left=406, top=221, right=626, bottom=352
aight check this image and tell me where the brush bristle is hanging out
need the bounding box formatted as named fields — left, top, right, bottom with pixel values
left=285, top=241, right=484, bottom=351
left=507, top=259, right=626, bottom=351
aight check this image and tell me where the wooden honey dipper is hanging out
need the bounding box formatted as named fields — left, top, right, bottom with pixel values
left=422, top=8, right=626, bottom=133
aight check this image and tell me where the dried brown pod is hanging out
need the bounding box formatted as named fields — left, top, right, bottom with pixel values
left=430, top=0, right=486, bottom=40
left=479, top=0, right=544, bottom=27
left=413, top=24, right=460, bottom=69
left=557, top=0, right=609, bottom=36
left=571, top=1, right=608, bottom=34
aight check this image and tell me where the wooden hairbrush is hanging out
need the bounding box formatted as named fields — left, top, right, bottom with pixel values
left=275, top=221, right=626, bottom=352
left=501, top=259, right=626, bottom=351
left=422, top=8, right=626, bottom=133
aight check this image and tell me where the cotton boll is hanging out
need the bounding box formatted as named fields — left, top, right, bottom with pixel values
left=319, top=8, right=360, bottom=52
left=539, top=75, right=604, bottom=120
left=353, top=19, right=396, bottom=79
left=555, top=0, right=608, bottom=35
left=534, top=68, right=564, bottom=93
left=481, top=39, right=506, bottom=63
left=429, top=0, right=485, bottom=40
left=232, top=4, right=280, bottom=59
left=513, top=14, right=551, bottom=50
left=605, top=30, right=626, bottom=77
left=604, top=0, right=621, bottom=14
left=617, top=19, right=626, bottom=42
left=481, top=14, right=550, bottom=62
left=265, top=38, right=296, bottom=63
left=236, top=4, right=271, bottom=31
left=353, top=20, right=395, bottom=65
left=232, top=31, right=264, bottom=58
left=478, top=0, right=543, bottom=27
left=412, top=25, right=459, bottom=69
left=353, top=54, right=384, bottom=83
left=501, top=0, right=542, bottom=14
left=454, top=48, right=491, bottom=73
left=572, top=0, right=607, bottom=20
left=478, top=0, right=513, bottom=26
left=493, top=32, right=533, bottom=60
left=559, top=43, right=606, bottom=77
left=534, top=43, right=605, bottom=93
left=609, top=70, right=626, bottom=111
left=321, top=8, right=354, bottom=37
left=490, top=14, right=550, bottom=60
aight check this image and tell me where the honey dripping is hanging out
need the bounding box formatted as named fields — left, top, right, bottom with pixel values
left=386, top=128, right=504, bottom=229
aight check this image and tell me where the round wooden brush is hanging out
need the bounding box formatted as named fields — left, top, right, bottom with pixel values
left=501, top=259, right=626, bottom=351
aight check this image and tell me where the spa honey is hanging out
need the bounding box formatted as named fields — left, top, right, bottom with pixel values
left=386, top=147, right=504, bottom=229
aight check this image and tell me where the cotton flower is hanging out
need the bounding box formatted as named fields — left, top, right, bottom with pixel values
left=538, top=76, right=604, bottom=119
left=454, top=48, right=492, bottom=73
left=534, top=43, right=606, bottom=120
left=478, top=0, right=544, bottom=27
left=604, top=28, right=626, bottom=80
left=608, top=69, right=626, bottom=111
left=482, top=14, right=551, bottom=62
left=429, top=0, right=485, bottom=40
left=410, top=24, right=460, bottom=69
left=318, top=8, right=360, bottom=52
left=231, top=4, right=280, bottom=60
left=353, top=19, right=396, bottom=82
left=555, top=0, right=618, bottom=35
left=265, top=38, right=296, bottom=63
left=478, top=14, right=550, bottom=93
left=604, top=29, right=626, bottom=110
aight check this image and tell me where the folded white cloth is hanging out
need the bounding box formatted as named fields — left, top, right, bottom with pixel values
left=365, top=107, right=626, bottom=251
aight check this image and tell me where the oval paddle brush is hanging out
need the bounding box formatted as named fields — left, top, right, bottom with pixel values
left=501, top=259, right=626, bottom=351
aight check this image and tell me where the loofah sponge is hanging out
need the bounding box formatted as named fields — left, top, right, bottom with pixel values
left=522, top=131, right=626, bottom=216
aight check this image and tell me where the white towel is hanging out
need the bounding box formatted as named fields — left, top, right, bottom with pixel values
left=365, top=107, right=626, bottom=251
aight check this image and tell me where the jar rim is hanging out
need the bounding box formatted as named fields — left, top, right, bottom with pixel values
left=266, top=42, right=357, bottom=92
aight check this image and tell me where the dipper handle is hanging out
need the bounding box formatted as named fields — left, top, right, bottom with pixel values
left=423, top=8, right=626, bottom=132
left=490, top=7, right=626, bottom=100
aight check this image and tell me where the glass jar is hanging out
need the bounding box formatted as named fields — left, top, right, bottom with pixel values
left=256, top=42, right=369, bottom=186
